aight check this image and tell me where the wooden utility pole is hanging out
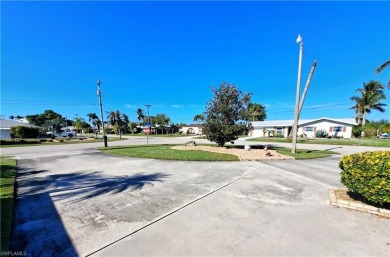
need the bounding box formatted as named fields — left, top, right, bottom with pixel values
left=97, top=79, right=107, bottom=147
left=298, top=60, right=317, bottom=117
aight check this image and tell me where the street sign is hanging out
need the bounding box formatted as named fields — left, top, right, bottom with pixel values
left=145, top=128, right=150, bottom=135
left=145, top=123, right=151, bottom=128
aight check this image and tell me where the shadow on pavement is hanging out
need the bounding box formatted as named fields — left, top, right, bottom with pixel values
left=12, top=167, right=170, bottom=257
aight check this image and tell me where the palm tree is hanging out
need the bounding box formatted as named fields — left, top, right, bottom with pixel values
left=87, top=113, right=100, bottom=131
left=247, top=103, right=267, bottom=122
left=193, top=114, right=204, bottom=124
left=108, top=111, right=130, bottom=138
left=376, top=60, right=390, bottom=89
left=136, top=108, right=145, bottom=126
left=350, top=81, right=387, bottom=136
left=376, top=60, right=390, bottom=74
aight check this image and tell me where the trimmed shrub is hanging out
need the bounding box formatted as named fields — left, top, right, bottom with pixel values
left=315, top=129, right=328, bottom=138
left=339, top=151, right=390, bottom=207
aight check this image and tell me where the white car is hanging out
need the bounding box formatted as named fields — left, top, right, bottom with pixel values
left=47, top=130, right=77, bottom=138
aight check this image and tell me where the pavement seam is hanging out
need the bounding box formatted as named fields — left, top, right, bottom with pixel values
left=264, top=164, right=337, bottom=189
left=85, top=164, right=265, bottom=257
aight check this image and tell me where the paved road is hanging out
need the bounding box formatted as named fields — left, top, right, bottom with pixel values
left=6, top=139, right=389, bottom=257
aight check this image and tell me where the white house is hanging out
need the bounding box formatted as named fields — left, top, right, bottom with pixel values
left=250, top=118, right=357, bottom=139
left=0, top=119, right=41, bottom=139
left=180, top=124, right=203, bottom=135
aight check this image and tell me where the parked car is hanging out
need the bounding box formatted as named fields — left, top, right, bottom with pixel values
left=378, top=133, right=390, bottom=139
left=47, top=129, right=77, bottom=138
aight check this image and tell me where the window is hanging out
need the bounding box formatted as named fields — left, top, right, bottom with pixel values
left=276, top=127, right=283, bottom=135
left=305, top=126, right=313, bottom=132
left=333, top=126, right=342, bottom=132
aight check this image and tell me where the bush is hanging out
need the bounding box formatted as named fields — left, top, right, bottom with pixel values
left=352, top=125, right=362, bottom=138
left=339, top=151, right=390, bottom=207
left=10, top=126, right=40, bottom=139
left=315, top=129, right=328, bottom=138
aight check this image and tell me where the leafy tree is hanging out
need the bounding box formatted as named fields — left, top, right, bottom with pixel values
left=203, top=82, right=252, bottom=147
left=26, top=110, right=62, bottom=126
left=155, top=113, right=171, bottom=134
left=350, top=81, right=387, bottom=136
left=193, top=114, right=205, bottom=124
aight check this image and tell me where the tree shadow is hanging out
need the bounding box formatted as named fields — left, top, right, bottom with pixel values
left=17, top=169, right=170, bottom=202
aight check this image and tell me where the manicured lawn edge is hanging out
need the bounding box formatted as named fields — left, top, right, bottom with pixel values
left=100, top=144, right=239, bottom=161
left=275, top=147, right=338, bottom=159
left=0, top=157, right=17, bottom=251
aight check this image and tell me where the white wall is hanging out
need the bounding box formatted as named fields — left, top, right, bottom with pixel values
left=251, top=127, right=289, bottom=138
left=298, top=120, right=353, bottom=138
left=181, top=126, right=202, bottom=135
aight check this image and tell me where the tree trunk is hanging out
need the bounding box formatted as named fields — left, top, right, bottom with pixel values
left=361, top=113, right=366, bottom=137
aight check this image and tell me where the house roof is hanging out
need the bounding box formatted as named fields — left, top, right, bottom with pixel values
left=0, top=119, right=41, bottom=129
left=182, top=124, right=204, bottom=128
left=251, top=117, right=357, bottom=128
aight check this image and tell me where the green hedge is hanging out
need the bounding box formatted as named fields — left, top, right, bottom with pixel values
left=10, top=126, right=39, bottom=139
left=339, top=151, right=390, bottom=207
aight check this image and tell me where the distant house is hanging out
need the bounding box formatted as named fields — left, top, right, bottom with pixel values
left=0, top=119, right=41, bottom=139
left=250, top=118, right=357, bottom=139
left=180, top=124, right=203, bottom=135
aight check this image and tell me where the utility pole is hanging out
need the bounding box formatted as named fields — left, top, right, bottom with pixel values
left=97, top=79, right=107, bottom=147
left=145, top=104, right=151, bottom=144
left=292, top=34, right=303, bottom=154
left=298, top=60, right=317, bottom=116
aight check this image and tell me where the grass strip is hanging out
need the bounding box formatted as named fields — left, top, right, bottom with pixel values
left=0, top=157, right=17, bottom=251
left=100, top=144, right=239, bottom=161
left=246, top=137, right=390, bottom=147
left=275, top=147, right=338, bottom=159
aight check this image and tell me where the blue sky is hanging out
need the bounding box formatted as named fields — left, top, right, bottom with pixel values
left=2, top=1, right=389, bottom=124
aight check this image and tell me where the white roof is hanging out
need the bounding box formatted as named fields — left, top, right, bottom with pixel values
left=251, top=117, right=357, bottom=128
left=0, top=119, right=41, bottom=129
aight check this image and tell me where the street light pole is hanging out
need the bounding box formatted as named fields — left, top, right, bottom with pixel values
left=145, top=104, right=151, bottom=145
left=97, top=79, right=107, bottom=147
left=292, top=34, right=303, bottom=154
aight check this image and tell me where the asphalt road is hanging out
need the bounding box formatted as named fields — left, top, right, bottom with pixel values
left=4, top=137, right=390, bottom=257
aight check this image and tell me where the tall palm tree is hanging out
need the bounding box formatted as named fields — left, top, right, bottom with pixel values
left=87, top=113, right=100, bottom=131
left=247, top=103, right=267, bottom=122
left=108, top=111, right=130, bottom=138
left=136, top=108, right=145, bottom=126
left=350, top=81, right=387, bottom=136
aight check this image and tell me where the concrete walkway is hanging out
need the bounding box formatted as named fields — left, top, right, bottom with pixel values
left=10, top=145, right=389, bottom=257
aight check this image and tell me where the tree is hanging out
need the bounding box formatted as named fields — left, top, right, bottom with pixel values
left=26, top=110, right=62, bottom=126
left=155, top=113, right=171, bottom=134
left=242, top=103, right=267, bottom=122
left=203, top=82, right=252, bottom=147
left=108, top=111, right=130, bottom=138
left=375, top=60, right=390, bottom=89
left=350, top=81, right=387, bottom=136
left=193, top=114, right=205, bottom=124
left=136, top=108, right=145, bottom=126
left=87, top=113, right=100, bottom=131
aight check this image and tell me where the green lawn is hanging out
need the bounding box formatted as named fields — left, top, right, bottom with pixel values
left=275, top=147, right=338, bottom=159
left=100, top=144, right=239, bottom=161
left=0, top=137, right=124, bottom=148
left=0, top=157, right=17, bottom=251
left=122, top=133, right=190, bottom=137
left=246, top=137, right=390, bottom=147
left=101, top=144, right=336, bottom=161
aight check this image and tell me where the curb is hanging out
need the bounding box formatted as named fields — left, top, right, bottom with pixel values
left=329, top=189, right=390, bottom=218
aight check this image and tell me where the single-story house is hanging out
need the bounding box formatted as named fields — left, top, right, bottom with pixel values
left=180, top=124, right=203, bottom=135
left=250, top=117, right=357, bottom=139
left=0, top=119, right=41, bottom=139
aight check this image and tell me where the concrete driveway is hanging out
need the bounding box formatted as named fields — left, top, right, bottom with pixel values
left=9, top=143, right=389, bottom=257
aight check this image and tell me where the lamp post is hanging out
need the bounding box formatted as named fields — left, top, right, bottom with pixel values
left=97, top=79, right=107, bottom=147
left=292, top=34, right=303, bottom=154
left=145, top=104, right=151, bottom=144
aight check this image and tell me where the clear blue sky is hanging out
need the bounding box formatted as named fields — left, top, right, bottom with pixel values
left=2, top=1, right=389, bottom=124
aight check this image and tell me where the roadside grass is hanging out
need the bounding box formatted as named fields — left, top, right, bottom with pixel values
left=101, top=144, right=336, bottom=161
left=100, top=144, right=239, bottom=161
left=275, top=147, right=338, bottom=159
left=0, top=157, right=17, bottom=251
left=0, top=137, right=124, bottom=148
left=246, top=137, right=390, bottom=147
left=123, top=133, right=191, bottom=137
left=225, top=145, right=338, bottom=160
